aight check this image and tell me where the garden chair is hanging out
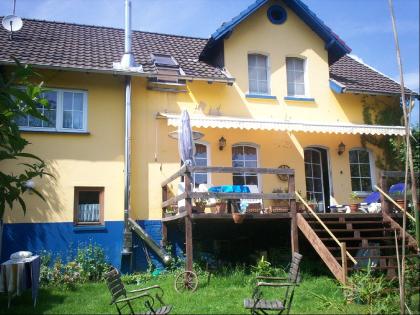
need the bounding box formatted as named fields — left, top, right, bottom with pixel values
left=105, top=266, right=172, bottom=315
left=244, top=252, right=302, bottom=315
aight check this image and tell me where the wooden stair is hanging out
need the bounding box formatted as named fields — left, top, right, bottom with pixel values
left=297, top=213, right=419, bottom=283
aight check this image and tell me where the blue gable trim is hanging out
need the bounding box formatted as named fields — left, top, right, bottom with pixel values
left=210, top=0, right=350, bottom=59
left=329, top=79, right=345, bottom=94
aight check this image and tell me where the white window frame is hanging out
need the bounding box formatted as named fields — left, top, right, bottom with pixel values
left=286, top=56, right=308, bottom=97
left=17, top=88, right=88, bottom=133
left=232, top=142, right=261, bottom=191
left=348, top=148, right=376, bottom=195
left=193, top=141, right=211, bottom=188
left=247, top=53, right=271, bottom=95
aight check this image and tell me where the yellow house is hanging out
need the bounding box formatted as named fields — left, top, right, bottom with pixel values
left=0, top=0, right=416, bottom=272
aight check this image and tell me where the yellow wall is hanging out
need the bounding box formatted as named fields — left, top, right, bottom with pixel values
left=2, top=0, right=396, bottom=223
left=2, top=70, right=125, bottom=223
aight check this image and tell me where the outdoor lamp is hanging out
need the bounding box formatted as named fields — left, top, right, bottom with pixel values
left=219, top=136, right=226, bottom=151
left=338, top=142, right=346, bottom=155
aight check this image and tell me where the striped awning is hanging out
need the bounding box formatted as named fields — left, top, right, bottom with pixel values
left=156, top=112, right=406, bottom=136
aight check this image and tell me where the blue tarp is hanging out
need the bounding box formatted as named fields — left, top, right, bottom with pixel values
left=208, top=185, right=250, bottom=193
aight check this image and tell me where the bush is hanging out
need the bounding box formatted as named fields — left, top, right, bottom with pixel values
left=39, top=243, right=108, bottom=288
left=75, top=243, right=108, bottom=282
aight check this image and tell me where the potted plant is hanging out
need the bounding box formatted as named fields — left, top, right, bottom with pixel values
left=349, top=192, right=359, bottom=213
left=163, top=206, right=177, bottom=218
left=232, top=202, right=246, bottom=224
left=193, top=198, right=207, bottom=213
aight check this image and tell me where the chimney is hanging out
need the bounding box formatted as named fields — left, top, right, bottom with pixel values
left=113, top=0, right=142, bottom=71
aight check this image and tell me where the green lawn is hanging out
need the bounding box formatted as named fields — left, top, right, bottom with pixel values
left=0, top=270, right=371, bottom=314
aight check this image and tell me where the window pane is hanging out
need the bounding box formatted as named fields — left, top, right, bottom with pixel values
left=196, top=158, right=207, bottom=166
left=29, top=116, right=42, bottom=127
left=351, top=179, right=361, bottom=192
left=248, top=55, right=257, bottom=67
left=73, top=111, right=83, bottom=129
left=63, top=111, right=72, bottom=128
left=358, top=151, right=370, bottom=163
left=257, top=55, right=267, bottom=67
left=195, top=144, right=206, bottom=158
left=349, top=151, right=358, bottom=163
left=245, top=175, right=258, bottom=186
left=45, top=109, right=56, bottom=127
left=305, top=163, right=312, bottom=177
left=232, top=146, right=243, bottom=160
left=295, top=71, right=304, bottom=84
left=249, top=68, right=257, bottom=80
left=287, top=83, right=295, bottom=96
left=194, top=173, right=207, bottom=186
left=73, top=93, right=84, bottom=111
left=257, top=68, right=267, bottom=81
left=295, top=84, right=305, bottom=96
left=350, top=164, right=359, bottom=177
left=313, top=178, right=322, bottom=192
left=312, top=165, right=321, bottom=178
left=63, top=92, right=73, bottom=110
left=249, top=80, right=258, bottom=93
left=361, top=178, right=372, bottom=191
left=306, top=178, right=313, bottom=192
left=15, top=115, right=28, bottom=127
left=259, top=81, right=268, bottom=94
left=360, top=164, right=371, bottom=177
left=233, top=175, right=245, bottom=186
left=294, top=59, right=304, bottom=71
left=233, top=160, right=244, bottom=168
left=43, top=91, right=58, bottom=109
left=244, top=160, right=257, bottom=168
left=244, top=146, right=257, bottom=160
left=286, top=71, right=295, bottom=84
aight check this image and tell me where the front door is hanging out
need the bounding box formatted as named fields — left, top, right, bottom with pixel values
left=304, top=148, right=330, bottom=212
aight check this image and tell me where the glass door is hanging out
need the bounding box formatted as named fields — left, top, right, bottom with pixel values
left=304, top=148, right=326, bottom=212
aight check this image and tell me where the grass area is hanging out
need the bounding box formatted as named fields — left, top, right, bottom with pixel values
left=0, top=269, right=371, bottom=314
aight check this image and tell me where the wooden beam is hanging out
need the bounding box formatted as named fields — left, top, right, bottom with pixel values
left=190, top=192, right=295, bottom=200
left=184, top=170, right=193, bottom=272
left=161, top=164, right=187, bottom=187
left=187, top=166, right=295, bottom=175
left=380, top=175, right=390, bottom=215
left=161, top=211, right=187, bottom=222
left=289, top=174, right=298, bottom=254
left=297, top=213, right=345, bottom=283
left=341, top=242, right=348, bottom=285
left=161, top=192, right=187, bottom=208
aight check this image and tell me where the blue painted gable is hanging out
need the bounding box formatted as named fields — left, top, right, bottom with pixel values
left=202, top=0, right=351, bottom=63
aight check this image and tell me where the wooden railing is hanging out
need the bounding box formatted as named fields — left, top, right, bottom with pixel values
left=375, top=185, right=415, bottom=222
left=161, top=165, right=296, bottom=217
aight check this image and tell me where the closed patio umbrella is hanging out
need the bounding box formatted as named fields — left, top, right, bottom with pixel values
left=178, top=110, right=195, bottom=166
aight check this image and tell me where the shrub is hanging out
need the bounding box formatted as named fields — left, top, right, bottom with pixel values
left=75, top=243, right=108, bottom=282
left=251, top=256, right=273, bottom=277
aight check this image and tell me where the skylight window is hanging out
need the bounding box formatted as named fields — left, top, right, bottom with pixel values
left=152, top=54, right=178, bottom=68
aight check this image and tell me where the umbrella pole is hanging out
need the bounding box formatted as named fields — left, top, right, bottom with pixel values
left=184, top=168, right=193, bottom=272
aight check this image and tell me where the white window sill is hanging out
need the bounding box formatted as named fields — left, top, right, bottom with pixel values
left=19, top=128, right=90, bottom=135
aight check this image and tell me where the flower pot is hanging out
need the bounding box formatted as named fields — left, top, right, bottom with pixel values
left=395, top=199, right=406, bottom=210
left=232, top=213, right=245, bottom=224
left=215, top=202, right=226, bottom=214
left=349, top=203, right=358, bottom=213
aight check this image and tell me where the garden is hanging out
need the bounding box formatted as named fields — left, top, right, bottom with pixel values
left=0, top=243, right=418, bottom=314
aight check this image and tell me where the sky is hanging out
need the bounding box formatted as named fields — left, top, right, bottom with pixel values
left=1, top=0, right=418, bottom=123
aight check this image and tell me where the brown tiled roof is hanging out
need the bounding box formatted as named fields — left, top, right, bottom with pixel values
left=0, top=18, right=416, bottom=97
left=0, top=18, right=228, bottom=81
left=330, top=55, right=417, bottom=97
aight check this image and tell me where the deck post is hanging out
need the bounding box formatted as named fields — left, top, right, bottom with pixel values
left=184, top=167, right=193, bottom=272
left=340, top=242, right=348, bottom=284
left=380, top=173, right=390, bottom=216
left=162, top=185, right=168, bottom=217
left=289, top=173, right=299, bottom=254
left=161, top=222, right=168, bottom=247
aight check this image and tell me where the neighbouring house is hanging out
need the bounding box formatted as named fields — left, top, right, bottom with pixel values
left=1, top=0, right=417, bottom=275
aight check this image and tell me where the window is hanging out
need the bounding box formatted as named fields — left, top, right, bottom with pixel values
left=74, top=187, right=104, bottom=225
left=248, top=54, right=269, bottom=95
left=16, top=89, right=87, bottom=132
left=267, top=5, right=287, bottom=25
left=152, top=53, right=178, bottom=68
left=286, top=57, right=306, bottom=97
left=232, top=145, right=259, bottom=186
left=193, top=143, right=209, bottom=188
left=349, top=149, right=373, bottom=192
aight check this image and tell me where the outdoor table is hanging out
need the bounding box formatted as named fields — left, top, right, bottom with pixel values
left=208, top=185, right=250, bottom=212
left=0, top=255, right=40, bottom=308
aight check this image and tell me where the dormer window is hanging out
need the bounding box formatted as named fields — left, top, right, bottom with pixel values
left=286, top=57, right=306, bottom=97
left=248, top=54, right=269, bottom=95
left=152, top=53, right=179, bottom=68
left=150, top=53, right=183, bottom=84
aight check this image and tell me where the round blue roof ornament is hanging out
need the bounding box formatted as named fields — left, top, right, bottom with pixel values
left=267, top=5, right=287, bottom=25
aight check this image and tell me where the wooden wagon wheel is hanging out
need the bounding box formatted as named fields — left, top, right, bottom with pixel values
left=174, top=271, right=198, bottom=293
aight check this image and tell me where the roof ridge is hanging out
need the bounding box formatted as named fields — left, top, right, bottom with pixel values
left=11, top=17, right=209, bottom=41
